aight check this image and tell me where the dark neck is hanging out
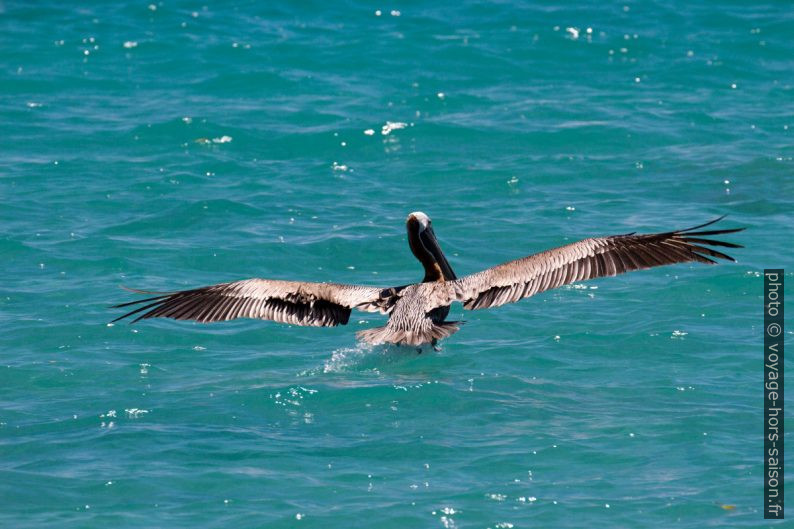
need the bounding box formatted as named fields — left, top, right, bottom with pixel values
left=407, top=219, right=455, bottom=283
left=420, top=256, right=446, bottom=283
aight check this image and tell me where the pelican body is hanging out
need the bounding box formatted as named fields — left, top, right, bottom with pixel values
left=113, top=212, right=743, bottom=346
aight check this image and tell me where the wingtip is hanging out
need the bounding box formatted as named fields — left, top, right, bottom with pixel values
left=679, top=215, right=727, bottom=233
left=109, top=311, right=139, bottom=324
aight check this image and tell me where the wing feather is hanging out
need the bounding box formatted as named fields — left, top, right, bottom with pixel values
left=112, top=279, right=405, bottom=327
left=447, top=218, right=743, bottom=311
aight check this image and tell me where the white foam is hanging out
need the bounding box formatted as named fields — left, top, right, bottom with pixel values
left=381, top=121, right=408, bottom=135
left=125, top=408, right=149, bottom=418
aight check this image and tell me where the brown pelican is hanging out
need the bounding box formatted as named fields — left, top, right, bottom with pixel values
left=112, top=212, right=743, bottom=346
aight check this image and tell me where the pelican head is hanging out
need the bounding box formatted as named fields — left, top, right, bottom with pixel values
left=406, top=212, right=457, bottom=282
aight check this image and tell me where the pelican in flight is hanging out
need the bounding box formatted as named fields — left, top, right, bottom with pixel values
left=113, top=212, right=743, bottom=347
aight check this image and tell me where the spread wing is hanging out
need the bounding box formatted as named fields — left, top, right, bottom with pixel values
left=446, top=217, right=743, bottom=311
left=111, top=279, right=407, bottom=327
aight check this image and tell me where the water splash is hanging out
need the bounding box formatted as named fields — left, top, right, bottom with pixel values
left=322, top=343, right=377, bottom=373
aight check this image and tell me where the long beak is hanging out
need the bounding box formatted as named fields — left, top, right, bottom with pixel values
left=419, top=226, right=457, bottom=280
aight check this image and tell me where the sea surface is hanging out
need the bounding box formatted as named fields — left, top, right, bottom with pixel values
left=1, top=2, right=792, bottom=528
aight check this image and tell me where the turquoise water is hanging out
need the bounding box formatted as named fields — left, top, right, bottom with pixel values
left=1, top=1, right=792, bottom=527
